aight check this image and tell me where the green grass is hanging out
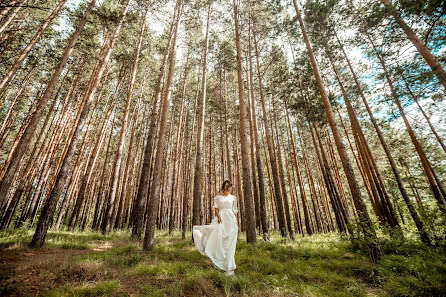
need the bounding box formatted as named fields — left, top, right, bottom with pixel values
left=1, top=228, right=445, bottom=296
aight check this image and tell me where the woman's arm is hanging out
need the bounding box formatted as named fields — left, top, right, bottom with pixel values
left=215, top=207, right=221, bottom=223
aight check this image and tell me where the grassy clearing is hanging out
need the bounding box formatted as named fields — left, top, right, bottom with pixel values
left=1, top=228, right=445, bottom=296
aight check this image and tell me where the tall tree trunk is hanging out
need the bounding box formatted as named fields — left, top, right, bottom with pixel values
left=0, top=0, right=96, bottom=211
left=245, top=58, right=261, bottom=233
left=292, top=0, right=381, bottom=262
left=0, top=0, right=68, bottom=94
left=233, top=0, right=257, bottom=243
left=192, top=2, right=211, bottom=237
left=68, top=72, right=121, bottom=230
left=335, top=34, right=430, bottom=244
left=29, top=0, right=130, bottom=248
left=101, top=3, right=150, bottom=234
left=286, top=111, right=313, bottom=236
left=169, top=53, right=189, bottom=234
left=252, top=27, right=288, bottom=238
left=142, top=0, right=183, bottom=251
left=131, top=7, right=176, bottom=238
left=247, top=19, right=269, bottom=239
left=380, top=0, right=446, bottom=91
left=271, top=99, right=295, bottom=239
left=328, top=54, right=399, bottom=228
left=93, top=113, right=116, bottom=230
left=297, top=124, right=322, bottom=233
left=369, top=36, right=446, bottom=209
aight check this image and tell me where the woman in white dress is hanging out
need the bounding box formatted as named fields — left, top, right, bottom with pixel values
left=192, top=180, right=239, bottom=275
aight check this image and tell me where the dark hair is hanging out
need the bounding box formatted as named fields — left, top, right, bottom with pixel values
left=220, top=180, right=233, bottom=192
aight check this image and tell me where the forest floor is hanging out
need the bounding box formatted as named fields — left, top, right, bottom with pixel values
left=0, top=228, right=445, bottom=297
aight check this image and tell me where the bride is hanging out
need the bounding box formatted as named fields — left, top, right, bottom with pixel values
left=192, top=180, right=239, bottom=276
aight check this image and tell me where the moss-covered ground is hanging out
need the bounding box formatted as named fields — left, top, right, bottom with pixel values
left=1, top=228, right=445, bottom=296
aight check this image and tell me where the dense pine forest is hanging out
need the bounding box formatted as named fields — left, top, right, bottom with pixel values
left=0, top=0, right=445, bottom=296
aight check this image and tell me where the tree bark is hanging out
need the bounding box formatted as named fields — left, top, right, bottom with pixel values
left=102, top=3, right=150, bottom=234
left=142, top=0, right=183, bottom=250
left=252, top=28, right=288, bottom=238
left=380, top=0, right=446, bottom=91
left=369, top=36, right=446, bottom=209
left=131, top=6, right=176, bottom=238
left=0, top=0, right=68, bottom=94
left=233, top=0, right=257, bottom=243
left=29, top=0, right=130, bottom=248
left=0, top=0, right=96, bottom=211
left=192, top=2, right=211, bottom=236
left=292, top=0, right=381, bottom=262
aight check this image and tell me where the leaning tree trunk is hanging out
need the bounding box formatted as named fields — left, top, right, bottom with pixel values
left=101, top=3, right=150, bottom=235
left=328, top=54, right=399, bottom=229
left=29, top=0, right=130, bottom=248
left=143, top=0, right=183, bottom=251
left=0, top=0, right=68, bottom=94
left=369, top=36, right=446, bottom=209
left=68, top=72, right=121, bottom=230
left=380, top=0, right=446, bottom=92
left=292, top=0, right=381, bottom=262
left=131, top=7, right=176, bottom=238
left=0, top=0, right=96, bottom=211
left=335, top=34, right=430, bottom=245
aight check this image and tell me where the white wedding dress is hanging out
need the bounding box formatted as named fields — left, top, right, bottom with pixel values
left=192, top=194, right=238, bottom=274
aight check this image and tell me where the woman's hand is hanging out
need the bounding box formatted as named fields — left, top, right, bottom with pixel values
left=217, top=216, right=222, bottom=224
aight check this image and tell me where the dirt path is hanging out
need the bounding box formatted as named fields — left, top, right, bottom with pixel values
left=0, top=246, right=103, bottom=296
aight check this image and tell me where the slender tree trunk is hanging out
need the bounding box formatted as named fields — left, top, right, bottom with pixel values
left=0, top=0, right=68, bottom=94
left=328, top=54, right=399, bottom=228
left=252, top=28, right=287, bottom=238
left=247, top=20, right=269, bottom=239
left=292, top=0, right=381, bottom=262
left=233, top=0, right=257, bottom=243
left=380, top=0, right=446, bottom=91
left=29, top=0, right=130, bottom=248
left=286, top=113, right=313, bottom=236
left=93, top=114, right=116, bottom=230
left=68, top=74, right=120, bottom=230
left=169, top=54, right=189, bottom=234
left=0, top=0, right=96, bottom=211
left=297, top=124, right=322, bottom=233
left=143, top=0, right=183, bottom=250
left=131, top=7, right=176, bottom=238
left=369, top=36, right=446, bottom=209
left=0, top=0, right=25, bottom=35
left=192, top=2, right=211, bottom=236
left=0, top=67, right=34, bottom=145
left=271, top=100, right=294, bottom=239
left=335, top=35, right=430, bottom=243
left=245, top=58, right=261, bottom=233
left=102, top=3, right=150, bottom=234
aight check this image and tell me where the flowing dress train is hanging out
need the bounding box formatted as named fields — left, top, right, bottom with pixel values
left=192, top=194, right=238, bottom=273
